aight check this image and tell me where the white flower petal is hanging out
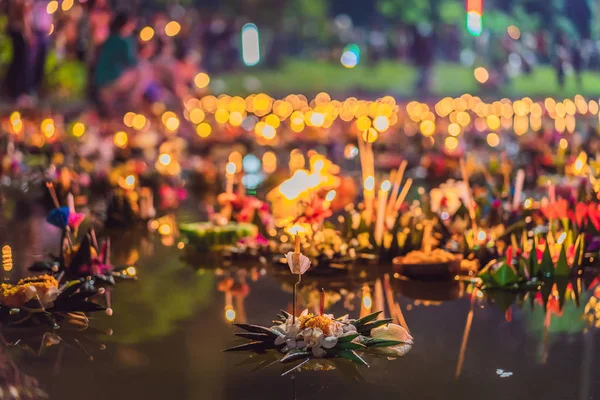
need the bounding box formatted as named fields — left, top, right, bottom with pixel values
left=296, top=340, right=306, bottom=349
left=285, top=252, right=311, bottom=274
left=322, top=336, right=338, bottom=349
left=275, top=336, right=286, bottom=345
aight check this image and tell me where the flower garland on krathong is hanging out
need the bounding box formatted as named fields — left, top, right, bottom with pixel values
left=0, top=275, right=105, bottom=328
left=224, top=235, right=413, bottom=374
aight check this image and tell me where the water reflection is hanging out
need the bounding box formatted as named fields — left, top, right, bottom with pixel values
left=0, top=215, right=599, bottom=398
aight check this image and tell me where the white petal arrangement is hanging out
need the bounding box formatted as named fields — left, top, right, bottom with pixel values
left=225, top=235, right=414, bottom=375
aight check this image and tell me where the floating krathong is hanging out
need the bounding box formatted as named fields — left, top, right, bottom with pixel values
left=0, top=275, right=105, bottom=328
left=225, top=310, right=413, bottom=375
left=31, top=227, right=136, bottom=286
left=225, top=238, right=413, bottom=375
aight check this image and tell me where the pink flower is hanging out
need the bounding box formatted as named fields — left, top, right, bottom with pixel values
left=294, top=196, right=332, bottom=226
left=68, top=212, right=86, bottom=231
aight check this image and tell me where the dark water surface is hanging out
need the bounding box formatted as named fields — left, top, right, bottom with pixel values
left=0, top=216, right=599, bottom=400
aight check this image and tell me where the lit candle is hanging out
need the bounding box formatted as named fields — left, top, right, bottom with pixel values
left=364, top=175, right=375, bottom=225
left=386, top=160, right=407, bottom=216
left=323, top=190, right=336, bottom=209
left=294, top=234, right=300, bottom=254
left=422, top=220, right=433, bottom=254
left=67, top=193, right=75, bottom=213
left=375, top=180, right=391, bottom=246
left=225, top=162, right=236, bottom=195
left=512, top=169, right=525, bottom=210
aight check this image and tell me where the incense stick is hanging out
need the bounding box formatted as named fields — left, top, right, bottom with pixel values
left=46, top=182, right=60, bottom=208
left=393, top=178, right=413, bottom=211
left=387, top=160, right=407, bottom=215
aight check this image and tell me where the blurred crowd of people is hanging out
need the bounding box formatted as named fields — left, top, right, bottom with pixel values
left=1, top=0, right=599, bottom=109
left=2, top=0, right=205, bottom=114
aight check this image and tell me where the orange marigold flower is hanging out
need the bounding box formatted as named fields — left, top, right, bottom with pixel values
left=302, top=315, right=335, bottom=335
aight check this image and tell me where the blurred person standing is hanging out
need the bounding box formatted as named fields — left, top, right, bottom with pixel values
left=554, top=33, right=569, bottom=89
left=411, top=24, right=434, bottom=94
left=94, top=12, right=151, bottom=114
left=87, top=0, right=112, bottom=96
left=4, top=0, right=34, bottom=105
left=571, top=40, right=583, bottom=88
left=31, top=0, right=52, bottom=99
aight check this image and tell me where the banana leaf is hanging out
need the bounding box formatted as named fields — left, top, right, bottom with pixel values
left=280, top=349, right=311, bottom=363
left=352, top=311, right=382, bottom=328
left=491, top=263, right=518, bottom=287
left=540, top=244, right=554, bottom=278
left=555, top=246, right=569, bottom=277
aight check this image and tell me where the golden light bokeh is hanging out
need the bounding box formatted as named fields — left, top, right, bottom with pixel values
left=72, top=122, right=85, bottom=137
left=46, top=0, right=58, bottom=14
left=486, top=132, right=500, bottom=147
left=140, top=26, right=155, bottom=42
left=114, top=131, right=128, bottom=148
left=196, top=122, right=212, bottom=137
left=474, top=67, right=489, bottom=84
left=507, top=25, right=521, bottom=40
left=189, top=108, right=205, bottom=124
left=194, top=73, right=210, bottom=89
left=165, top=21, right=181, bottom=37
left=62, top=0, right=74, bottom=11
left=132, top=114, right=147, bottom=130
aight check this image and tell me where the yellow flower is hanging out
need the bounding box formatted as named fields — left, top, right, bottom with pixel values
left=297, top=313, right=314, bottom=327
left=302, top=315, right=335, bottom=335
left=0, top=275, right=59, bottom=308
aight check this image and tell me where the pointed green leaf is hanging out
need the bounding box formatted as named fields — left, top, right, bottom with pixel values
left=540, top=244, right=554, bottom=278
left=359, top=319, right=393, bottom=334
left=528, top=240, right=539, bottom=277
left=362, top=338, right=404, bottom=347
left=555, top=245, right=569, bottom=277
left=352, top=311, right=383, bottom=328
left=337, top=333, right=360, bottom=343
left=492, top=263, right=518, bottom=287
left=280, top=350, right=311, bottom=363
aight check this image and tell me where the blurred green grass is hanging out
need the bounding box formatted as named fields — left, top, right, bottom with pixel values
left=215, top=58, right=600, bottom=98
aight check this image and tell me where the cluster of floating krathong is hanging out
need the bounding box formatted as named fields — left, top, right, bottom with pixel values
left=0, top=184, right=137, bottom=329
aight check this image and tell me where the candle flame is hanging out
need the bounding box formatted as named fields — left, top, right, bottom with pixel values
left=225, top=307, right=236, bottom=322
left=125, top=175, right=135, bottom=187
left=226, top=162, right=237, bottom=175
left=325, top=190, right=336, bottom=201
left=364, top=176, right=375, bottom=191
left=288, top=224, right=307, bottom=235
